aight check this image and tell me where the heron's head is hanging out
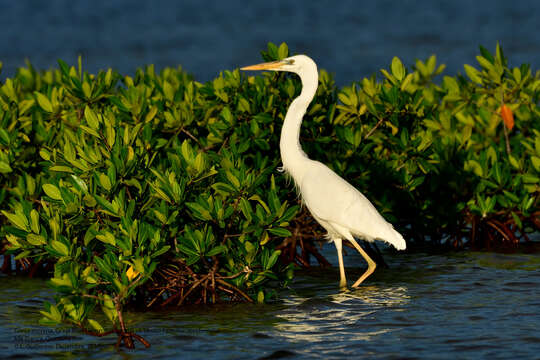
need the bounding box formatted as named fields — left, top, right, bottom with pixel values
left=241, top=55, right=316, bottom=78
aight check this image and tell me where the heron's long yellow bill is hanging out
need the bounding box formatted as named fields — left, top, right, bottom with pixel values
left=240, top=60, right=285, bottom=71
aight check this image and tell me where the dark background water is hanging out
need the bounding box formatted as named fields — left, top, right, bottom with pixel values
left=0, top=0, right=538, bottom=86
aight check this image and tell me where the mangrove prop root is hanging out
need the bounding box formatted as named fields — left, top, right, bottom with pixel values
left=145, top=258, right=254, bottom=308
left=1, top=252, right=54, bottom=276
left=78, top=324, right=150, bottom=349
left=277, top=208, right=331, bottom=268
left=466, top=211, right=539, bottom=249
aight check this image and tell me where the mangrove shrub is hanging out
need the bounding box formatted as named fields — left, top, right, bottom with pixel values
left=0, top=42, right=538, bottom=347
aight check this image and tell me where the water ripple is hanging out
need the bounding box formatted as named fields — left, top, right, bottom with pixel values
left=2, top=250, right=540, bottom=358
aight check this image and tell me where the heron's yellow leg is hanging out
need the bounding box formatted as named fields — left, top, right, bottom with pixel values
left=348, top=239, right=377, bottom=287
left=334, top=239, right=347, bottom=288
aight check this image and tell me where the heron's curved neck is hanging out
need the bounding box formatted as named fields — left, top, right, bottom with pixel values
left=280, top=70, right=318, bottom=181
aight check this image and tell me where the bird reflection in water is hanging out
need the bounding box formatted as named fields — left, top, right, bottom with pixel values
left=273, top=286, right=410, bottom=343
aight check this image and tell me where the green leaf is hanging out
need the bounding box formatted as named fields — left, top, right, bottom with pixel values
left=105, top=68, right=113, bottom=86
left=277, top=42, right=289, bottom=60
left=186, top=202, right=212, bottom=220
left=521, top=175, right=539, bottom=184
left=106, top=124, right=115, bottom=148
left=508, top=155, right=520, bottom=170
left=391, top=57, right=405, bottom=81
left=400, top=73, right=414, bottom=92
left=220, top=106, right=233, bottom=124
left=95, top=257, right=113, bottom=278
left=268, top=227, right=292, bottom=237
left=464, top=160, right=483, bottom=177
left=80, top=125, right=101, bottom=138
left=338, top=92, right=353, bottom=106
left=0, top=161, right=12, bottom=173
left=84, top=106, right=99, bottom=129
left=30, top=210, right=40, bottom=234
left=178, top=244, right=198, bottom=257
left=43, top=184, right=63, bottom=200
left=57, top=59, right=69, bottom=76
left=194, top=153, right=205, bottom=173
left=163, top=81, right=174, bottom=101
left=479, top=45, right=494, bottom=63
left=266, top=42, right=278, bottom=60
left=511, top=212, right=523, bottom=229
left=51, top=240, right=69, bottom=256
left=207, top=245, right=227, bottom=256
left=531, top=156, right=540, bottom=172
left=380, top=69, right=396, bottom=84
left=152, top=245, right=170, bottom=258
left=27, top=234, right=46, bottom=246
left=14, top=250, right=31, bottom=260
left=1, top=78, right=16, bottom=102
left=503, top=190, right=520, bottom=203
left=40, top=302, right=62, bottom=323
left=96, top=232, right=116, bottom=246
left=265, top=250, right=281, bottom=270
left=181, top=141, right=193, bottom=162
left=476, top=55, right=493, bottom=71
left=279, top=205, right=299, bottom=222
left=145, top=106, right=158, bottom=122
left=237, top=97, right=251, bottom=113
left=39, top=149, right=51, bottom=161
left=50, top=166, right=74, bottom=173
left=249, top=195, right=270, bottom=214
left=88, top=319, right=105, bottom=333
left=0, top=128, right=10, bottom=145
left=464, top=64, right=482, bottom=84
left=226, top=171, right=241, bottom=189
left=1, top=211, right=30, bottom=232
left=443, top=76, right=460, bottom=94
left=99, top=173, right=112, bottom=191
left=71, top=175, right=88, bottom=193
left=35, top=92, right=53, bottom=112
left=239, top=197, right=253, bottom=222
left=82, top=81, right=92, bottom=98
left=101, top=294, right=117, bottom=323
left=153, top=209, right=167, bottom=224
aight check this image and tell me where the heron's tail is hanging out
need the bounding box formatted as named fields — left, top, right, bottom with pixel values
left=390, top=229, right=406, bottom=250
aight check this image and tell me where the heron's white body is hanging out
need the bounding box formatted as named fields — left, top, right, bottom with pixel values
left=242, top=54, right=406, bottom=287
left=300, top=160, right=406, bottom=249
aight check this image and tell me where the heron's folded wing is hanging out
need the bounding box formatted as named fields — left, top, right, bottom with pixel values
left=300, top=161, right=396, bottom=241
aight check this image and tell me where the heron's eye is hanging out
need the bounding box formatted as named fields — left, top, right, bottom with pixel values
left=286, top=59, right=295, bottom=65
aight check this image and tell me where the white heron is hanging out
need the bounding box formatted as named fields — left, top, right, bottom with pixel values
left=241, top=55, right=406, bottom=288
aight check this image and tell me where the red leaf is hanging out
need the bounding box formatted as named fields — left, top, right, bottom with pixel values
left=501, top=104, right=514, bottom=131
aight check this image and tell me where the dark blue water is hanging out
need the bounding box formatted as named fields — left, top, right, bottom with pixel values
left=2, top=249, right=540, bottom=359
left=1, top=0, right=538, bottom=86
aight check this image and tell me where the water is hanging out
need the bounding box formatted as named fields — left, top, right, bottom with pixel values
left=2, top=248, right=540, bottom=359
left=1, top=0, right=539, bottom=86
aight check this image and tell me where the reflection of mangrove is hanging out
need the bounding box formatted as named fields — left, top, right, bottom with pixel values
left=273, top=286, right=410, bottom=343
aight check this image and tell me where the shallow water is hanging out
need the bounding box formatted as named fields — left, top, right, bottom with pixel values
left=2, top=248, right=540, bottom=359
